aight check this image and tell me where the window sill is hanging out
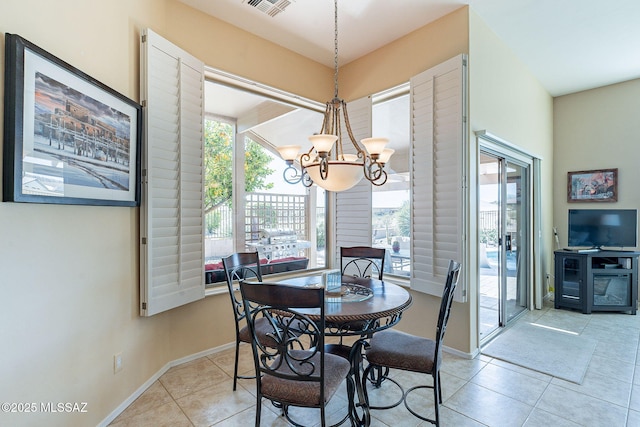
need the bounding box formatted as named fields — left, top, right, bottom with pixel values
left=204, top=285, right=228, bottom=298
left=204, top=267, right=328, bottom=298
left=384, top=274, right=411, bottom=289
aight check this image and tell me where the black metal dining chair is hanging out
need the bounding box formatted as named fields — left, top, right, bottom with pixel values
left=340, top=246, right=386, bottom=280
left=239, top=280, right=354, bottom=427
left=362, top=259, right=461, bottom=426
left=328, top=246, right=386, bottom=357
left=222, top=251, right=265, bottom=391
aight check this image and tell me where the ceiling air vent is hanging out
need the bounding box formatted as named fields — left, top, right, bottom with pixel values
left=246, top=0, right=291, bottom=18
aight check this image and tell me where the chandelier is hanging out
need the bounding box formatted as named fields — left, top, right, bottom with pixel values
left=276, top=0, right=394, bottom=192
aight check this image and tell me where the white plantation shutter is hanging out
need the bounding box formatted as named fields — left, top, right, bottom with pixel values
left=139, top=29, right=205, bottom=316
left=335, top=96, right=373, bottom=265
left=410, top=54, right=467, bottom=301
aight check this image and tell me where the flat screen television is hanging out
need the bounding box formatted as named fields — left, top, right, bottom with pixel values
left=568, top=209, right=638, bottom=249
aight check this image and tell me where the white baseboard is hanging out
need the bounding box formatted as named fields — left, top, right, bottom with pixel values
left=97, top=342, right=235, bottom=427
left=443, top=344, right=478, bottom=360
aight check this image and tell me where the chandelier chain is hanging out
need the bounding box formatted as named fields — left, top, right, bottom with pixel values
left=333, top=0, right=339, bottom=99
left=277, top=0, right=391, bottom=190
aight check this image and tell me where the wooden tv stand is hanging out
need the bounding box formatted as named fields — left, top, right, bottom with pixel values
left=554, top=249, right=639, bottom=314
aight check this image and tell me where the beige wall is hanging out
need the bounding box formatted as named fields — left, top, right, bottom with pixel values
left=0, top=1, right=330, bottom=426
left=340, top=7, right=469, bottom=101
left=467, top=10, right=554, bottom=351
left=162, top=1, right=332, bottom=102
left=553, top=79, right=640, bottom=253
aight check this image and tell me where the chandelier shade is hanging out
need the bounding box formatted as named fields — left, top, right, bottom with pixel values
left=277, top=0, right=393, bottom=192
left=308, top=134, right=338, bottom=154
left=276, top=145, right=302, bottom=163
left=361, top=137, right=389, bottom=157
left=378, top=148, right=395, bottom=164
left=305, top=160, right=364, bottom=192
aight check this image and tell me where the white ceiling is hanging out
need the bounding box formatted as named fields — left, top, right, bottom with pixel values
left=182, top=0, right=640, bottom=97
left=194, top=0, right=639, bottom=166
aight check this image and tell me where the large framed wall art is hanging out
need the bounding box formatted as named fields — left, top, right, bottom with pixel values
left=3, top=33, right=142, bottom=206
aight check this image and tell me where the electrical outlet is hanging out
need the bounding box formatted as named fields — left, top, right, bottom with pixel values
left=114, top=353, right=123, bottom=373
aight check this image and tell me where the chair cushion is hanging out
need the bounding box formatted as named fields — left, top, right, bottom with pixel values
left=325, top=343, right=352, bottom=360
left=260, top=351, right=350, bottom=406
left=238, top=316, right=275, bottom=346
left=366, top=329, right=436, bottom=374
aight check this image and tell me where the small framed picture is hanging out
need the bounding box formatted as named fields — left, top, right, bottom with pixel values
left=3, top=33, right=142, bottom=206
left=567, top=168, right=617, bottom=203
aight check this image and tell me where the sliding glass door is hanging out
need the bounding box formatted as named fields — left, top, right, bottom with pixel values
left=479, top=150, right=530, bottom=342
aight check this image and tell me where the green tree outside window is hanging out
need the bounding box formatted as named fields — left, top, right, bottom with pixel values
left=204, top=120, right=275, bottom=214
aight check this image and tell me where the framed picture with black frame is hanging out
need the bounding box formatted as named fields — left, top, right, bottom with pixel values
left=3, top=33, right=142, bottom=206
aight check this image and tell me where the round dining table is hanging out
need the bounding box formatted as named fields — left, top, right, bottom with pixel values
left=279, top=274, right=413, bottom=426
left=280, top=274, right=412, bottom=334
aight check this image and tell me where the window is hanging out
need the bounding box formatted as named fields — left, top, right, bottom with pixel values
left=141, top=30, right=467, bottom=316
left=141, top=31, right=327, bottom=315
left=371, top=89, right=411, bottom=277
left=203, top=80, right=326, bottom=286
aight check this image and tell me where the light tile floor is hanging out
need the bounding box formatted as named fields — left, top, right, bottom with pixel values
left=109, top=301, right=640, bottom=426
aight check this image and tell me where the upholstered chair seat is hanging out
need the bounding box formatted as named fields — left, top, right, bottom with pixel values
left=260, top=350, right=350, bottom=407
left=366, top=329, right=436, bottom=373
